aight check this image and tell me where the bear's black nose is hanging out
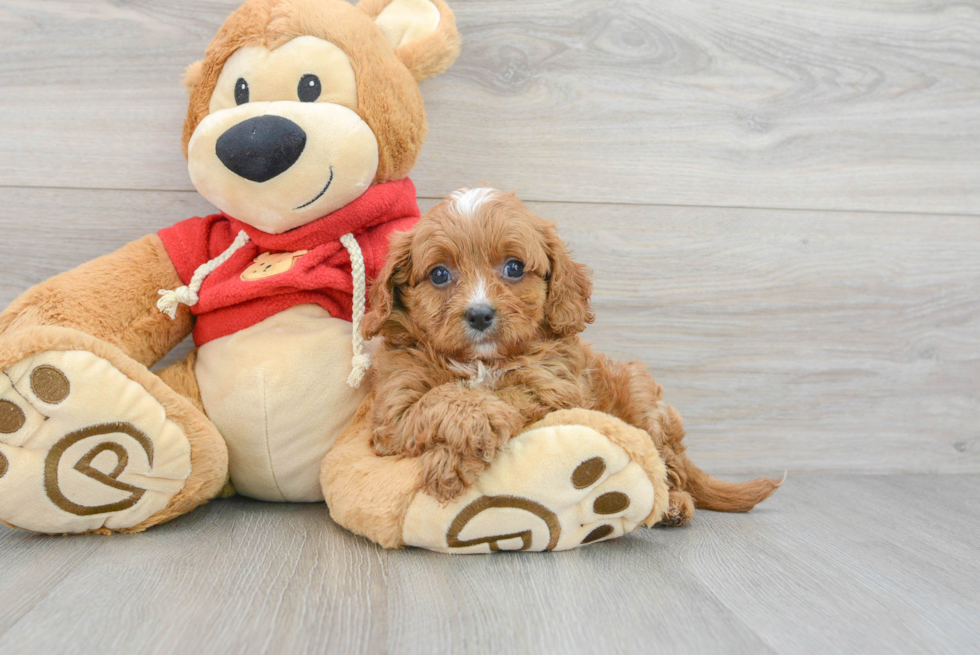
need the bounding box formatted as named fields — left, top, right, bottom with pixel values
left=465, top=304, right=496, bottom=332
left=215, top=115, right=307, bottom=183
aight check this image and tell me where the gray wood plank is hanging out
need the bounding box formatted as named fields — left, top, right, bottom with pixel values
left=655, top=473, right=980, bottom=653
left=0, top=528, right=107, bottom=635
left=382, top=534, right=773, bottom=655
left=3, top=187, right=977, bottom=474
left=1, top=0, right=979, bottom=214
left=0, top=474, right=977, bottom=654
left=0, top=500, right=388, bottom=655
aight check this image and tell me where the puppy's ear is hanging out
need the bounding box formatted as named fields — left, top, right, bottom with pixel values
left=359, top=0, right=461, bottom=81
left=543, top=224, right=595, bottom=337
left=363, top=229, right=415, bottom=339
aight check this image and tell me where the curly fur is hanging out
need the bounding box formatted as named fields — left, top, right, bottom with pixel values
left=363, top=190, right=781, bottom=523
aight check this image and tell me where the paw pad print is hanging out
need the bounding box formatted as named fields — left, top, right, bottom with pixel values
left=30, top=365, right=70, bottom=403
left=0, top=350, right=192, bottom=533
left=402, top=422, right=660, bottom=553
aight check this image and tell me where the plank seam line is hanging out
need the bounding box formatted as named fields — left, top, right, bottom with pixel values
left=0, top=184, right=978, bottom=220
left=419, top=197, right=980, bottom=219
left=661, top=547, right=782, bottom=655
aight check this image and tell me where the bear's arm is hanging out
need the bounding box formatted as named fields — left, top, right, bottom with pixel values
left=0, top=234, right=193, bottom=368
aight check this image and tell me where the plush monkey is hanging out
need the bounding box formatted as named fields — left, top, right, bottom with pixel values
left=0, top=0, right=673, bottom=552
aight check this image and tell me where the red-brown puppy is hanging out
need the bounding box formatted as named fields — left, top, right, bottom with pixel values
left=363, top=188, right=780, bottom=525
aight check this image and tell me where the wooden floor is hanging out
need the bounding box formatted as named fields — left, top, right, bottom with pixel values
left=0, top=474, right=977, bottom=654
left=1, top=0, right=979, bottom=653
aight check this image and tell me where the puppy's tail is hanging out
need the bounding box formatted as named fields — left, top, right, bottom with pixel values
left=683, top=458, right=784, bottom=512
left=657, top=405, right=782, bottom=512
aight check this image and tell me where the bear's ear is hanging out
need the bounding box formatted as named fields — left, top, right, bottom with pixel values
left=183, top=60, right=204, bottom=99
left=359, top=0, right=461, bottom=81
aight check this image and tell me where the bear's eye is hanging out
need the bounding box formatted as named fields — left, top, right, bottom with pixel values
left=502, top=259, right=525, bottom=280
left=298, top=74, right=321, bottom=102
left=429, top=266, right=452, bottom=287
left=234, top=78, right=249, bottom=105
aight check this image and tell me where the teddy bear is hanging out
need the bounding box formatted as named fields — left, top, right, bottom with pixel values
left=0, top=0, right=674, bottom=552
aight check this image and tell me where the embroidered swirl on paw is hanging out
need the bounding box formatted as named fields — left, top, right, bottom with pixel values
left=446, top=495, right=561, bottom=552
left=43, top=422, right=155, bottom=516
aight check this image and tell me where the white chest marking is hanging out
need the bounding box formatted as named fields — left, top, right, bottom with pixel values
left=448, top=359, right=502, bottom=389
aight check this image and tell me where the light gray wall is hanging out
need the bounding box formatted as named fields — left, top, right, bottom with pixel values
left=1, top=0, right=978, bottom=474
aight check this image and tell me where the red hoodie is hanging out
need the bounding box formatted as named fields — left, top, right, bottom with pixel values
left=158, top=178, right=419, bottom=346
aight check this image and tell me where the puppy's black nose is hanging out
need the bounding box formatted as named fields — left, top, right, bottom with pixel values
left=215, top=115, right=306, bottom=182
left=465, top=304, right=496, bottom=332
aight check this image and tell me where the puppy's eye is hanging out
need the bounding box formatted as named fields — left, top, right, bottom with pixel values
left=298, top=74, right=321, bottom=102
left=502, top=259, right=525, bottom=280
left=429, top=266, right=452, bottom=287
left=234, top=78, right=249, bottom=105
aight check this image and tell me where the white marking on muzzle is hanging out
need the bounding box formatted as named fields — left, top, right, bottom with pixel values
left=473, top=343, right=498, bottom=360
left=468, top=277, right=490, bottom=306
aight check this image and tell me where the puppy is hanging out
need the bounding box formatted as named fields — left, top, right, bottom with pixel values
left=362, top=188, right=780, bottom=525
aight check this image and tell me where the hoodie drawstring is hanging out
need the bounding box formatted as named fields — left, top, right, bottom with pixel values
left=157, top=230, right=251, bottom=319
left=157, top=229, right=371, bottom=390
left=340, top=232, right=371, bottom=388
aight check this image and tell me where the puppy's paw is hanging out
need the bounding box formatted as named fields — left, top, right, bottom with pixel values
left=415, top=398, right=520, bottom=502
left=654, top=490, right=695, bottom=527
left=419, top=446, right=476, bottom=502
left=440, top=402, right=515, bottom=464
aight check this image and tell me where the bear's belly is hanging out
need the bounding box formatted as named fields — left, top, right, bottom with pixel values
left=195, top=304, right=367, bottom=502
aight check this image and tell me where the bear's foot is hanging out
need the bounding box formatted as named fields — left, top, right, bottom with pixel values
left=401, top=409, right=670, bottom=553
left=0, top=327, right=227, bottom=534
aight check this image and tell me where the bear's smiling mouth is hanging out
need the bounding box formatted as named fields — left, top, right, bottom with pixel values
left=294, top=166, right=334, bottom=210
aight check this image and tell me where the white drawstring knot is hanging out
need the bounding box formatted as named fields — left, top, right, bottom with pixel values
left=157, top=230, right=250, bottom=319
left=348, top=353, right=372, bottom=388
left=157, top=286, right=199, bottom=319
left=340, top=232, right=371, bottom=388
